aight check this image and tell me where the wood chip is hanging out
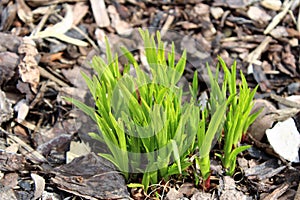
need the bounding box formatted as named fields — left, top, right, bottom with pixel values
left=0, top=90, right=13, bottom=125
left=210, top=7, right=224, bottom=19
left=261, top=0, right=282, bottom=11
left=0, top=127, right=47, bottom=163
left=72, top=2, right=89, bottom=26
left=262, top=183, right=289, bottom=200
left=31, top=173, right=45, bottom=200
left=90, top=0, right=110, bottom=27
left=247, top=6, right=271, bottom=24
left=270, top=26, right=289, bottom=39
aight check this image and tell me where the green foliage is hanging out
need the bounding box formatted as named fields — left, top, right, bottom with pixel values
left=63, top=29, right=260, bottom=191
left=211, top=58, right=261, bottom=176
left=64, top=29, right=198, bottom=191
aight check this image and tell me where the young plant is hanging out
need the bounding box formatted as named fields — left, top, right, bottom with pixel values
left=213, top=58, right=261, bottom=175
left=194, top=63, right=231, bottom=188
left=64, top=28, right=260, bottom=192
left=64, top=29, right=199, bottom=191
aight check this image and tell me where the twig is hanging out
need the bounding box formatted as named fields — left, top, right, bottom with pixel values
left=39, top=66, right=69, bottom=87
left=270, top=93, right=300, bottom=109
left=264, top=0, right=295, bottom=34
left=31, top=5, right=56, bottom=37
left=161, top=15, right=175, bottom=38
left=54, top=13, right=100, bottom=51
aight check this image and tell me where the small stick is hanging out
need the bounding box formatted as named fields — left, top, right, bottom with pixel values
left=264, top=0, right=295, bottom=34
left=270, top=93, right=300, bottom=109
left=39, top=66, right=69, bottom=87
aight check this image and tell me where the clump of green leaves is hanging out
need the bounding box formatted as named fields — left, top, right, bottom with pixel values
left=64, top=29, right=200, bottom=190
left=216, top=59, right=261, bottom=175
left=206, top=58, right=261, bottom=176
left=64, top=29, right=260, bottom=191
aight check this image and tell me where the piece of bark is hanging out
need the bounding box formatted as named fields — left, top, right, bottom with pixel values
left=245, top=159, right=286, bottom=180
left=0, top=32, right=21, bottom=52
left=262, top=183, right=289, bottom=200
left=51, top=153, right=130, bottom=199
left=0, top=52, right=19, bottom=86
left=0, top=151, right=26, bottom=171
left=219, top=176, right=249, bottom=200
left=0, top=2, right=17, bottom=31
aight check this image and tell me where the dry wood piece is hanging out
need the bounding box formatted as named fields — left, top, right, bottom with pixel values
left=245, top=159, right=286, bottom=180
left=90, top=0, right=110, bottom=27
left=0, top=151, right=25, bottom=171
left=262, top=183, right=289, bottom=200
left=270, top=93, right=300, bottom=109
left=161, top=15, right=175, bottom=37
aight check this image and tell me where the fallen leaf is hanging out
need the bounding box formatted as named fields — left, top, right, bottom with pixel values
left=16, top=0, right=33, bottom=24
left=42, top=4, right=73, bottom=35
